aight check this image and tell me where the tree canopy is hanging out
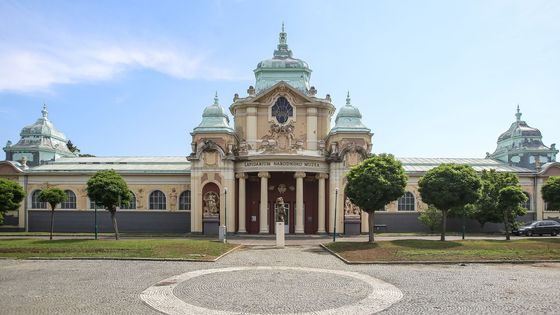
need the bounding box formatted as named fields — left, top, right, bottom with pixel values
left=86, top=170, right=131, bottom=240
left=38, top=188, right=67, bottom=240
left=345, top=153, right=407, bottom=242
left=542, top=176, right=560, bottom=211
left=0, top=178, right=25, bottom=224
left=498, top=185, right=528, bottom=240
left=418, top=164, right=481, bottom=241
left=472, top=169, right=527, bottom=232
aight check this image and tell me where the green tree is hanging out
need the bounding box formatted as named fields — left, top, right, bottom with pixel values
left=472, top=169, right=526, bottom=237
left=38, top=188, right=67, bottom=240
left=542, top=176, right=560, bottom=211
left=86, top=170, right=131, bottom=240
left=498, top=186, right=528, bottom=240
left=0, top=178, right=25, bottom=224
left=345, top=154, right=407, bottom=243
left=418, top=164, right=481, bottom=241
left=418, top=205, right=442, bottom=234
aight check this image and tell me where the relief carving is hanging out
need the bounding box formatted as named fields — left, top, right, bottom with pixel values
left=203, top=151, right=218, bottom=166
left=258, top=121, right=304, bottom=153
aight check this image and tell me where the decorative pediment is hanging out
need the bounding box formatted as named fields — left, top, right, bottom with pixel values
left=0, top=161, right=24, bottom=174
left=188, top=139, right=229, bottom=161
left=327, top=140, right=370, bottom=163
left=539, top=162, right=560, bottom=176
left=249, top=81, right=314, bottom=105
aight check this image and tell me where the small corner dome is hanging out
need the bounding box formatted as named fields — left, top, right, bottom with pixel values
left=330, top=92, right=370, bottom=134
left=192, top=93, right=234, bottom=133
left=202, top=100, right=230, bottom=122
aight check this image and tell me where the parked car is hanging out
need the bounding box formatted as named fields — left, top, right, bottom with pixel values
left=512, top=220, right=560, bottom=236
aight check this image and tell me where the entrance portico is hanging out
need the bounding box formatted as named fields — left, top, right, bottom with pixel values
left=235, top=158, right=329, bottom=234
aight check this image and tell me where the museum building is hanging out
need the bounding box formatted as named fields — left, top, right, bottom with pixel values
left=1, top=27, right=559, bottom=234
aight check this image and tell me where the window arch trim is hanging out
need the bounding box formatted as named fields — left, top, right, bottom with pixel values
left=398, top=191, right=416, bottom=211
left=149, top=190, right=167, bottom=210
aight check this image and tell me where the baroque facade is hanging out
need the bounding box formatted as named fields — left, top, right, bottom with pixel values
left=1, top=27, right=559, bottom=234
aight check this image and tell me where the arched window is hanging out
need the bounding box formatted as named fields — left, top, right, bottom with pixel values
left=521, top=192, right=531, bottom=211
left=398, top=192, right=416, bottom=211
left=31, top=190, right=47, bottom=209
left=60, top=190, right=77, bottom=209
left=179, top=190, right=191, bottom=210
left=149, top=190, right=166, bottom=210
left=121, top=191, right=136, bottom=209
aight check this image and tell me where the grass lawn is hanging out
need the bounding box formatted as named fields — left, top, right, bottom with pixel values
left=325, top=239, right=560, bottom=262
left=0, top=239, right=236, bottom=260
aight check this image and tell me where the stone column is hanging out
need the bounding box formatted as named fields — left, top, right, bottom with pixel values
left=236, top=173, right=247, bottom=233
left=316, top=173, right=328, bottom=233
left=294, top=172, right=306, bottom=234
left=258, top=172, right=270, bottom=233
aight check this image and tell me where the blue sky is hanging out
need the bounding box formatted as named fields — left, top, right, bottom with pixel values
left=1, top=0, right=558, bottom=158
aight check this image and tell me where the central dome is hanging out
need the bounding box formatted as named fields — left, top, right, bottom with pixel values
left=254, top=24, right=312, bottom=94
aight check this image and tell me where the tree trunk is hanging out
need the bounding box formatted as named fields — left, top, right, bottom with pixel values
left=111, top=209, right=119, bottom=240
left=50, top=206, right=55, bottom=241
left=368, top=211, right=376, bottom=243
left=441, top=209, right=448, bottom=241
left=504, top=210, right=510, bottom=241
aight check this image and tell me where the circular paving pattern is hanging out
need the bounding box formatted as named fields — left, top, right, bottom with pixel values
left=140, top=266, right=403, bottom=315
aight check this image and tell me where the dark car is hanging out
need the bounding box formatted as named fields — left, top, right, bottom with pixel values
left=513, top=220, right=560, bottom=236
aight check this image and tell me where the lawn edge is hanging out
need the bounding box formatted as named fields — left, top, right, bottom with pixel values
left=319, top=244, right=560, bottom=265
left=2, top=244, right=243, bottom=262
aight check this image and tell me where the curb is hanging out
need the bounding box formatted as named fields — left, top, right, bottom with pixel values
left=6, top=244, right=243, bottom=262
left=319, top=244, right=560, bottom=265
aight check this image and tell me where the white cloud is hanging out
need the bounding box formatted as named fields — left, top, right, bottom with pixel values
left=0, top=42, right=240, bottom=93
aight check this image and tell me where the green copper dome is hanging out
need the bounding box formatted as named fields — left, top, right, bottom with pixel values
left=488, top=106, right=557, bottom=169
left=192, top=93, right=234, bottom=134
left=20, top=105, right=68, bottom=142
left=254, top=24, right=312, bottom=94
left=3, top=105, right=75, bottom=166
left=329, top=92, right=371, bottom=135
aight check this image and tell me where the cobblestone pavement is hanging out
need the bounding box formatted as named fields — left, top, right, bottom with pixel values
left=1, top=244, right=560, bottom=314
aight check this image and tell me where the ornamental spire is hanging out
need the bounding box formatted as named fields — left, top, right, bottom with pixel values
left=274, top=22, right=292, bottom=58
left=213, top=91, right=219, bottom=106
left=41, top=104, right=48, bottom=119
left=346, top=91, right=351, bottom=106
left=515, top=104, right=522, bottom=122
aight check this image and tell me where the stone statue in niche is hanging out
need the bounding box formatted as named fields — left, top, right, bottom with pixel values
left=203, top=191, right=219, bottom=216
left=344, top=197, right=361, bottom=216
left=275, top=197, right=286, bottom=222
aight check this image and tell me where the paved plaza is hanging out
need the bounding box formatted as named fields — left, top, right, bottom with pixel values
left=1, top=243, right=560, bottom=314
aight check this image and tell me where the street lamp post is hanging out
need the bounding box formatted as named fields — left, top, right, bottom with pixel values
left=94, top=202, right=98, bottom=240
left=333, top=187, right=339, bottom=242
